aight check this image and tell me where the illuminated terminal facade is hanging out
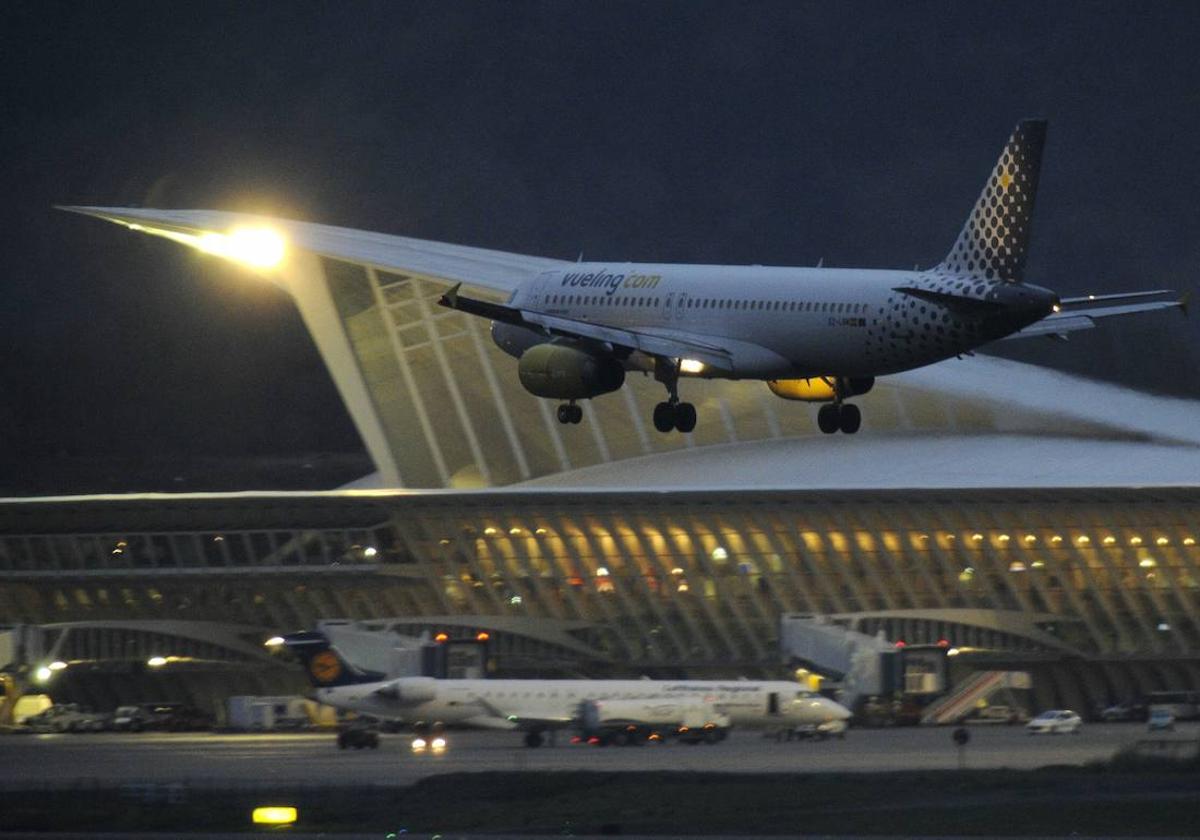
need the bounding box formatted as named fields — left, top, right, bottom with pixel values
left=3, top=208, right=1198, bottom=714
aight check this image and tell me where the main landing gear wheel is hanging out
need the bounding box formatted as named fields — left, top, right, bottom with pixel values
left=556, top=403, right=583, bottom=424
left=524, top=731, right=545, bottom=748
left=817, top=403, right=862, bottom=434
left=653, top=401, right=697, bottom=434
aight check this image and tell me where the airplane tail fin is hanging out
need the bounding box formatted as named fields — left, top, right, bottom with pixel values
left=938, top=119, right=1048, bottom=283
left=280, top=630, right=385, bottom=688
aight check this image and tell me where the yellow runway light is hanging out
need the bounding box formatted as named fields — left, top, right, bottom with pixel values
left=251, top=806, right=297, bottom=825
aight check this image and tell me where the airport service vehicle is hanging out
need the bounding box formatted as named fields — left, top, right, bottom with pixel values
left=336, top=724, right=380, bottom=750
left=284, top=633, right=850, bottom=748
left=1025, top=710, right=1082, bottom=735
left=776, top=718, right=848, bottom=741
left=1146, top=708, right=1176, bottom=732
left=577, top=698, right=731, bottom=746
left=64, top=120, right=1185, bottom=437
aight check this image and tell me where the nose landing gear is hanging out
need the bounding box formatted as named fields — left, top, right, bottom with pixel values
left=817, top=402, right=862, bottom=434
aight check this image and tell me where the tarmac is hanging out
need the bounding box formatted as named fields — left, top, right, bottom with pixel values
left=0, top=721, right=1185, bottom=788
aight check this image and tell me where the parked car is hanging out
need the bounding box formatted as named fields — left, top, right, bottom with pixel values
left=1100, top=702, right=1147, bottom=722
left=966, top=705, right=1028, bottom=725
left=26, top=703, right=109, bottom=733
left=1147, top=707, right=1176, bottom=732
left=112, top=703, right=211, bottom=732
left=111, top=705, right=153, bottom=732
left=1026, top=709, right=1082, bottom=735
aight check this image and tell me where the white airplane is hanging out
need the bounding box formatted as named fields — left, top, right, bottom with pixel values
left=62, top=119, right=1186, bottom=436
left=283, top=633, right=850, bottom=747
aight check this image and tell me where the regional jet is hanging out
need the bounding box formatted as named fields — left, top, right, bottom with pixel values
left=62, top=120, right=1186, bottom=435
left=283, top=631, right=850, bottom=748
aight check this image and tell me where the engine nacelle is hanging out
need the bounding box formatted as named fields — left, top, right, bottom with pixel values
left=767, top=376, right=874, bottom=402
left=491, top=321, right=546, bottom=360
left=383, top=676, right=437, bottom=706
left=518, top=343, right=625, bottom=400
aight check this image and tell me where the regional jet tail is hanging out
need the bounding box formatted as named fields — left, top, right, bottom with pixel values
left=62, top=119, right=1187, bottom=437
left=280, top=632, right=849, bottom=748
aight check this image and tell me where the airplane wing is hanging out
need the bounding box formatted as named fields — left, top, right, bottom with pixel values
left=1002, top=291, right=1188, bottom=340
left=471, top=696, right=575, bottom=731
left=58, top=206, right=568, bottom=298
left=441, top=283, right=736, bottom=370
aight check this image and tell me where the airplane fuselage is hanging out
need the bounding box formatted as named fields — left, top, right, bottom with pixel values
left=315, top=677, right=849, bottom=731
left=504, top=264, right=1058, bottom=379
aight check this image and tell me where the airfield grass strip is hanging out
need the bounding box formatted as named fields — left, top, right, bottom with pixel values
left=2, top=769, right=1199, bottom=834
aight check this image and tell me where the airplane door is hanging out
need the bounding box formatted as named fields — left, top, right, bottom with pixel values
left=661, top=291, right=675, bottom=319
left=768, top=692, right=780, bottom=716
left=676, top=292, right=689, bottom=321
left=528, top=271, right=556, bottom=309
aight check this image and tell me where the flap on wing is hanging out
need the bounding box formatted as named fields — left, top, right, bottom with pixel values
left=59, top=206, right=566, bottom=297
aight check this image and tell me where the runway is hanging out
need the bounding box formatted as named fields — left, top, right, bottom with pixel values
left=0, top=722, right=1182, bottom=787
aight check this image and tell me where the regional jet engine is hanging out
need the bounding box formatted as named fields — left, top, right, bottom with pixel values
left=378, top=676, right=438, bottom=705
left=517, top=343, right=625, bottom=400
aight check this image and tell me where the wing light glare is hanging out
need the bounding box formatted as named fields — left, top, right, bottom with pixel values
left=122, top=222, right=286, bottom=270
left=680, top=358, right=705, bottom=374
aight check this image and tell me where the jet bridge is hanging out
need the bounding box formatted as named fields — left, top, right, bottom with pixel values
left=779, top=614, right=898, bottom=710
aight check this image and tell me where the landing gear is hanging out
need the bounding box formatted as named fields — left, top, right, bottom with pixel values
left=556, top=403, right=583, bottom=424
left=653, top=400, right=697, bottom=433
left=652, top=358, right=697, bottom=434
left=817, top=402, right=862, bottom=434
left=524, top=730, right=545, bottom=748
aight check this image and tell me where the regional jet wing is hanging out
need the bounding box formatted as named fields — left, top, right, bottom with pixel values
left=58, top=206, right=567, bottom=298
left=471, top=696, right=575, bottom=731
left=440, top=283, right=735, bottom=370
left=1003, top=291, right=1188, bottom=340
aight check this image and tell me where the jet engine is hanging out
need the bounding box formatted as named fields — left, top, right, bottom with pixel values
left=380, top=676, right=438, bottom=706
left=518, top=343, right=625, bottom=400
left=767, top=376, right=874, bottom=402
left=491, top=321, right=546, bottom=360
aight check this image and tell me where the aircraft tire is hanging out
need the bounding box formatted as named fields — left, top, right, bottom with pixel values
left=557, top=404, right=572, bottom=424
left=674, top=402, right=697, bottom=433
left=839, top=403, right=862, bottom=434
left=817, top=404, right=840, bottom=434
left=524, top=731, right=544, bottom=748
left=653, top=402, right=676, bottom=433
left=570, top=405, right=583, bottom=424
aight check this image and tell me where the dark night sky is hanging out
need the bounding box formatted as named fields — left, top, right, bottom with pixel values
left=4, top=1, right=1200, bottom=488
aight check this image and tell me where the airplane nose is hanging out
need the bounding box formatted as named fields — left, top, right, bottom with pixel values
left=825, top=699, right=851, bottom=720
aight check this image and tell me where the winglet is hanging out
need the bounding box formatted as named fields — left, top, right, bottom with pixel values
left=440, top=282, right=462, bottom=309
left=1179, top=289, right=1192, bottom=318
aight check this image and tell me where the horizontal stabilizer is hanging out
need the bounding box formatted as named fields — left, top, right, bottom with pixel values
left=1003, top=296, right=1186, bottom=340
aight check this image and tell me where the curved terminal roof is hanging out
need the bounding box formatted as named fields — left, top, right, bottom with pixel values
left=517, top=433, right=1200, bottom=492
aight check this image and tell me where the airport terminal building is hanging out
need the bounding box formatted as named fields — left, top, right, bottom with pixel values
left=3, top=212, right=1199, bottom=716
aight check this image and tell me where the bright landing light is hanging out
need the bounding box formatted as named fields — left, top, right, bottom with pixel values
left=125, top=222, right=287, bottom=269
left=196, top=227, right=286, bottom=268
left=680, top=359, right=705, bottom=374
